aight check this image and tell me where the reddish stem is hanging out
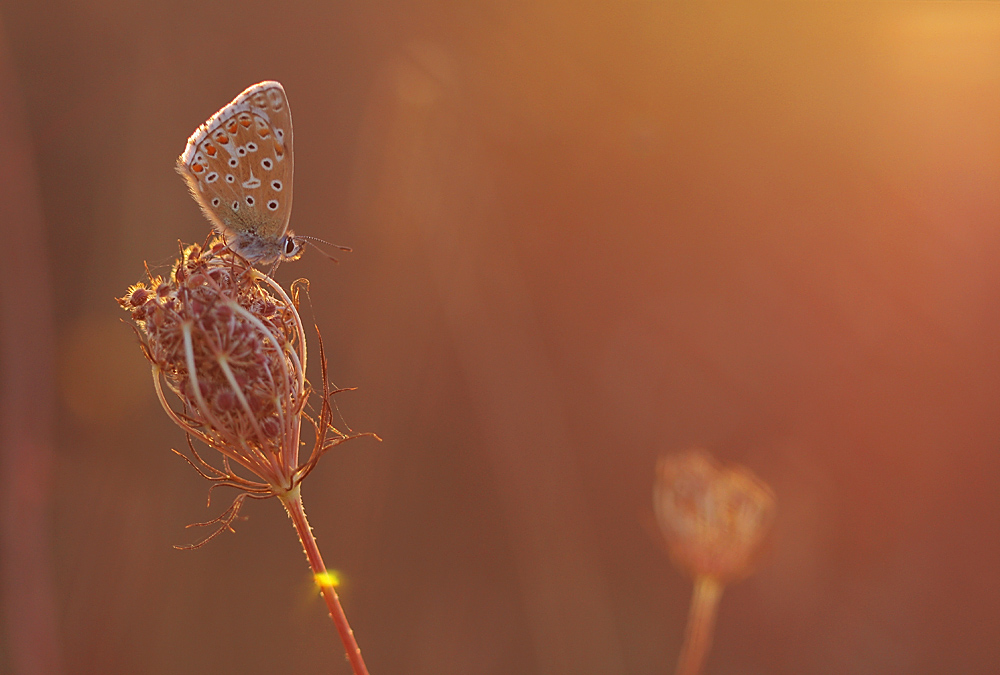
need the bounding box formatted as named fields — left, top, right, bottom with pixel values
left=675, top=575, right=723, bottom=675
left=280, top=487, right=370, bottom=675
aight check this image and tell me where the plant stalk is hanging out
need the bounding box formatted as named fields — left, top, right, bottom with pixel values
left=281, top=486, right=370, bottom=675
left=675, top=574, right=723, bottom=675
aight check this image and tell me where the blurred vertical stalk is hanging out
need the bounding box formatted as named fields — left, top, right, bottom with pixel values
left=675, top=575, right=722, bottom=675
left=355, top=43, right=625, bottom=674
left=0, top=18, right=64, bottom=675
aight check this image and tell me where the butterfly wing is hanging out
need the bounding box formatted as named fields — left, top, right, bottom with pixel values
left=177, top=81, right=294, bottom=261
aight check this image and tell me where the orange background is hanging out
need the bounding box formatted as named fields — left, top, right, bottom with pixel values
left=2, top=3, right=999, bottom=673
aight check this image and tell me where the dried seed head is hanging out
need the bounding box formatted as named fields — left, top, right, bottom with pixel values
left=126, top=287, right=151, bottom=306
left=119, top=240, right=373, bottom=547
left=654, top=449, right=776, bottom=584
left=118, top=241, right=307, bottom=490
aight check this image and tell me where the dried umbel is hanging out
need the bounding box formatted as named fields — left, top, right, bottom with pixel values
left=654, top=449, right=775, bottom=584
left=653, top=449, right=776, bottom=675
left=118, top=240, right=351, bottom=538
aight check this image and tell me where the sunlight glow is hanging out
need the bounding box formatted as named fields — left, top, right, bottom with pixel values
left=315, top=571, right=341, bottom=588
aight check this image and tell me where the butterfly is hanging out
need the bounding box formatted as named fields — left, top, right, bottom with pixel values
left=176, top=81, right=302, bottom=265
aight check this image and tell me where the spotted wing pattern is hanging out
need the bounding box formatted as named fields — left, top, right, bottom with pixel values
left=177, top=81, right=296, bottom=264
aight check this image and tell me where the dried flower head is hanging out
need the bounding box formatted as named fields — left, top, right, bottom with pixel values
left=119, top=240, right=359, bottom=544
left=654, top=449, right=776, bottom=584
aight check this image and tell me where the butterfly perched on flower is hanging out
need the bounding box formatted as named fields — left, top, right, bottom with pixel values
left=177, top=81, right=302, bottom=265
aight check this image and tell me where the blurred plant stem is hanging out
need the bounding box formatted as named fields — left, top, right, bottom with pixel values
left=280, top=486, right=370, bottom=675
left=0, top=19, right=63, bottom=675
left=674, top=574, right=723, bottom=675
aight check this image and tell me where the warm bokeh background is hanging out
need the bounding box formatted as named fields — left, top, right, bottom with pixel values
left=2, top=2, right=999, bottom=674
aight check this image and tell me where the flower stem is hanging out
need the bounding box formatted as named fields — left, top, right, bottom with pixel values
left=675, top=574, right=723, bottom=675
left=280, top=486, right=370, bottom=675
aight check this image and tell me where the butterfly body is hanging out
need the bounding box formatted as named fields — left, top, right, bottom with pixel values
left=177, top=81, right=301, bottom=265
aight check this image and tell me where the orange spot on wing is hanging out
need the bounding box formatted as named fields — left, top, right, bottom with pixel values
left=205, top=144, right=217, bottom=156
left=257, top=128, right=271, bottom=138
left=214, top=132, right=230, bottom=144
left=226, top=121, right=238, bottom=134
left=240, top=118, right=252, bottom=127
left=192, top=163, right=204, bottom=173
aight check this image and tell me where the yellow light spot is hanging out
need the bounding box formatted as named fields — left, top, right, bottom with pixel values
left=314, top=571, right=340, bottom=588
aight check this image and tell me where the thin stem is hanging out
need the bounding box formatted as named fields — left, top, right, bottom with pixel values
left=280, top=486, right=370, bottom=675
left=674, top=575, right=723, bottom=675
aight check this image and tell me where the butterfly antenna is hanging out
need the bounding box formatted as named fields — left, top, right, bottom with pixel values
left=300, top=236, right=352, bottom=264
